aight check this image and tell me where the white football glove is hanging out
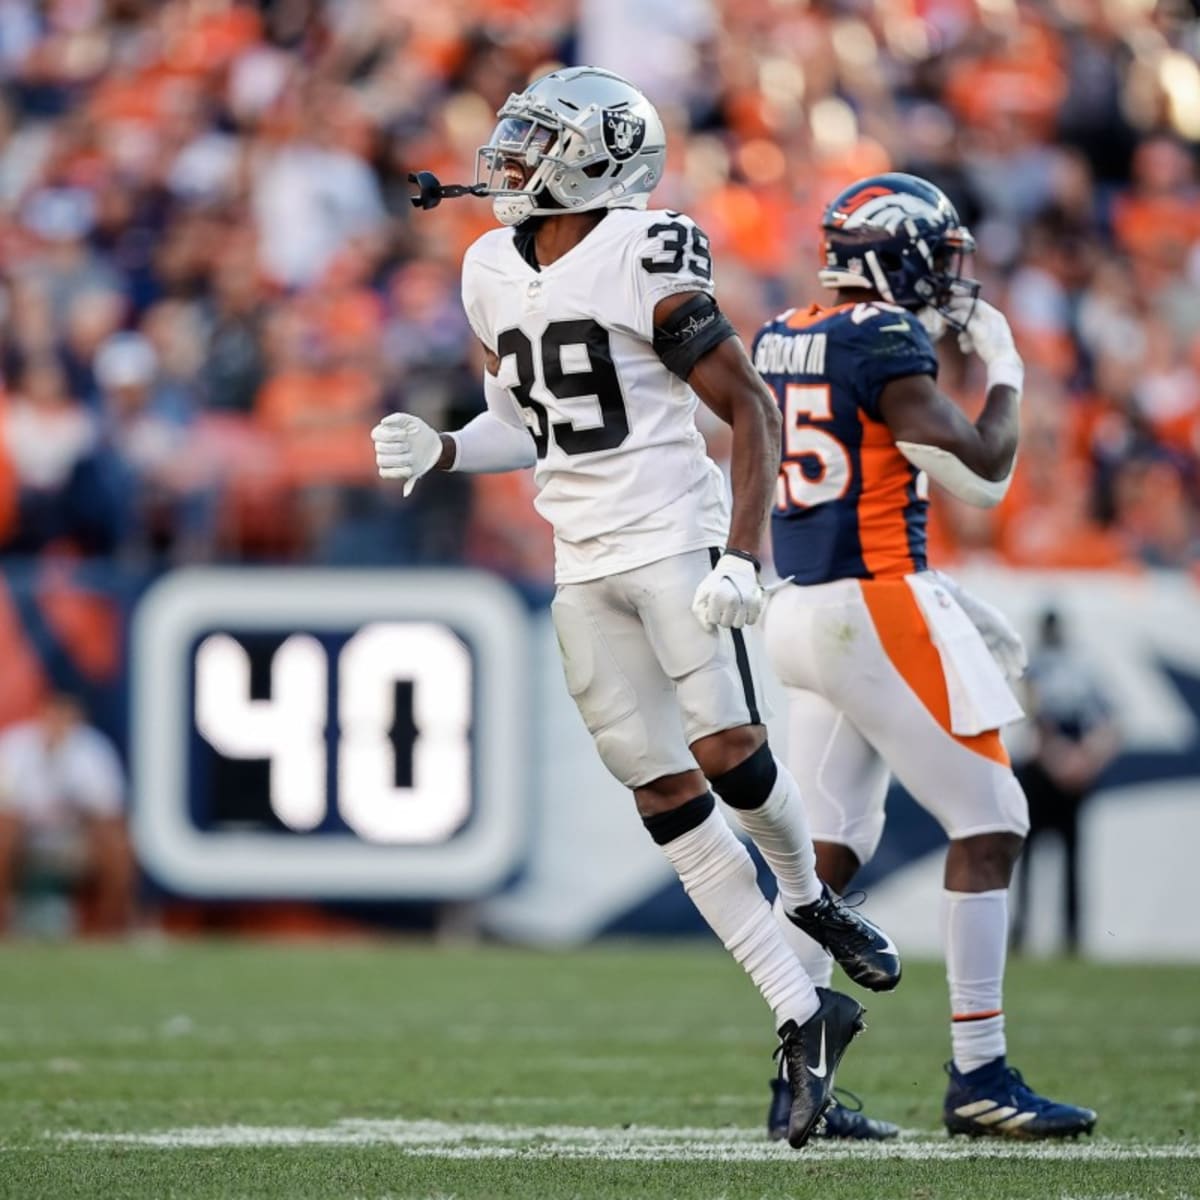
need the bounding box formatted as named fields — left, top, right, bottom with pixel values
left=932, top=570, right=1027, bottom=681
left=372, top=412, right=444, bottom=497
left=950, top=298, right=1024, bottom=395
left=692, top=554, right=765, bottom=632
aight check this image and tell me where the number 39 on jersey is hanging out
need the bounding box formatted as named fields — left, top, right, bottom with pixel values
left=458, top=207, right=729, bottom=569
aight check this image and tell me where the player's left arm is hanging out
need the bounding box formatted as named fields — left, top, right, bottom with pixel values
left=652, top=290, right=781, bottom=630
left=880, top=300, right=1023, bottom=508
left=654, top=291, right=780, bottom=559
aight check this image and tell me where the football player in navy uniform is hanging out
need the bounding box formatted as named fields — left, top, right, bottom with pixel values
left=753, top=173, right=1098, bottom=1140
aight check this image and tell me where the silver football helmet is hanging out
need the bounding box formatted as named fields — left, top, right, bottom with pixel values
left=475, top=66, right=667, bottom=227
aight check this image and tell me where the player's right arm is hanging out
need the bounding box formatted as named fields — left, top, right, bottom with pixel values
left=372, top=346, right=536, bottom=495
left=373, top=240, right=536, bottom=494
left=879, top=300, right=1022, bottom=508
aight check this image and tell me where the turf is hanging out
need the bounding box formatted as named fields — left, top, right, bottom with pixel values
left=0, top=941, right=1196, bottom=1199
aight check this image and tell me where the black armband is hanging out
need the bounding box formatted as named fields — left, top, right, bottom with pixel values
left=653, top=293, right=736, bottom=381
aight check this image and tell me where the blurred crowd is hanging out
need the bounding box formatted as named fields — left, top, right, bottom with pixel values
left=1, top=0, right=1199, bottom=582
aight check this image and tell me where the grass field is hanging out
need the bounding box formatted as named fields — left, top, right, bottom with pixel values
left=0, top=941, right=1196, bottom=1200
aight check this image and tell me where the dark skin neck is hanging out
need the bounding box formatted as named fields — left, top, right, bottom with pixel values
left=531, top=211, right=607, bottom=266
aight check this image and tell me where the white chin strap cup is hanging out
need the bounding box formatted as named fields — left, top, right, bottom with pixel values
left=494, top=194, right=537, bottom=226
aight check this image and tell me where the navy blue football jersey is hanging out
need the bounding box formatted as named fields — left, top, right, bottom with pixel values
left=752, top=302, right=939, bottom=585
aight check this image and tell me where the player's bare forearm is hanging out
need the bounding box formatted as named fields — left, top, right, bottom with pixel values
left=880, top=374, right=1018, bottom=481
left=971, top=384, right=1020, bottom=479
left=688, top=336, right=781, bottom=556
left=434, top=435, right=456, bottom=470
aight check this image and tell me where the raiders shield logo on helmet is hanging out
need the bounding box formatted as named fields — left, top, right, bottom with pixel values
left=602, top=108, right=646, bottom=161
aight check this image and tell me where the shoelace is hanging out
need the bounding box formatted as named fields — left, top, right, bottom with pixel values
left=999, top=1066, right=1051, bottom=1110
left=947, top=1061, right=1057, bottom=1114
left=771, top=1039, right=789, bottom=1074
left=772, top=1048, right=862, bottom=1115
left=771, top=1028, right=809, bottom=1083
left=820, top=889, right=879, bottom=945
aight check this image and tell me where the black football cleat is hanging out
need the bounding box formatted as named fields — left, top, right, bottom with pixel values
left=768, top=1070, right=898, bottom=1141
left=767, top=1070, right=791, bottom=1142
left=774, top=987, right=867, bottom=1149
left=943, top=1058, right=1098, bottom=1139
left=785, top=883, right=901, bottom=992
left=815, top=1092, right=901, bottom=1140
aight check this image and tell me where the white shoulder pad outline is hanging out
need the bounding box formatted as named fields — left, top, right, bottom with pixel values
left=460, top=228, right=516, bottom=354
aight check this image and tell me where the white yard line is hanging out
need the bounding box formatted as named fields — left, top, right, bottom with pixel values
left=48, top=1119, right=1200, bottom=1162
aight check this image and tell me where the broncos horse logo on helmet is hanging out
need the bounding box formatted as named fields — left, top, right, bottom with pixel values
left=818, top=173, right=979, bottom=327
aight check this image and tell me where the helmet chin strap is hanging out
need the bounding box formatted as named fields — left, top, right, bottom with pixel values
left=493, top=193, right=537, bottom=226
left=491, top=152, right=563, bottom=226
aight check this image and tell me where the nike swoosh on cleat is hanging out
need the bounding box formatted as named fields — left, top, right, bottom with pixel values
left=807, top=1025, right=827, bottom=1079
left=877, top=932, right=899, bottom=958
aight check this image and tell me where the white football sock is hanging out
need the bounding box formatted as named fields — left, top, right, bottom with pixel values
left=943, top=888, right=1008, bottom=1073
left=658, top=808, right=819, bottom=1030
left=725, top=756, right=822, bottom=910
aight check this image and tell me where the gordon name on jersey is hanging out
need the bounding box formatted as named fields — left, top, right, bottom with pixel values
left=753, top=302, right=939, bottom=586
left=461, top=208, right=729, bottom=579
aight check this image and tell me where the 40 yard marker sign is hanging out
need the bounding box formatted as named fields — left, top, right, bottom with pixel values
left=130, top=569, right=530, bottom=900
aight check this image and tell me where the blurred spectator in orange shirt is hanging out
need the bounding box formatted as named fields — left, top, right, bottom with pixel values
left=1112, top=136, right=1200, bottom=269
left=254, top=301, right=382, bottom=552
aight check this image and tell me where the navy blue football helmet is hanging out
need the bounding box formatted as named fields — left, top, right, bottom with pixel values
left=819, top=173, right=979, bottom=326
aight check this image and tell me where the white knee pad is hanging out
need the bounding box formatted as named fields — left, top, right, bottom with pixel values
left=592, top=710, right=677, bottom=789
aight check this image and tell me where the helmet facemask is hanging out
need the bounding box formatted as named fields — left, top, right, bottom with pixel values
left=913, top=227, right=980, bottom=330
left=476, top=102, right=598, bottom=227
left=476, top=114, right=560, bottom=226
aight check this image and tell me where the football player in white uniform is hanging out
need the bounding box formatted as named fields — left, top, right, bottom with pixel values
left=372, top=66, right=900, bottom=1148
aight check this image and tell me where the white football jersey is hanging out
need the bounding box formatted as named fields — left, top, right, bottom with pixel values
left=461, top=207, right=730, bottom=584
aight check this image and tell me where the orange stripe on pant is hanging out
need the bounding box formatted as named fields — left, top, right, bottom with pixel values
left=860, top=579, right=1010, bottom=767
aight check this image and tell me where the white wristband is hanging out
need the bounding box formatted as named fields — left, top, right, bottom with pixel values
left=986, top=356, right=1024, bottom=398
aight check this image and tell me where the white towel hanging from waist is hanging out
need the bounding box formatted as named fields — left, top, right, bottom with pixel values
left=906, top=573, right=1024, bottom=737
